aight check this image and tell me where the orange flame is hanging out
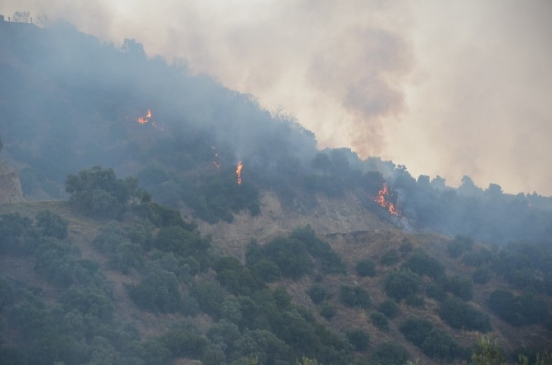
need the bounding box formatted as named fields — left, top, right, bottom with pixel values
left=236, top=161, right=243, bottom=185
left=137, top=109, right=152, bottom=124
left=375, top=183, right=399, bottom=216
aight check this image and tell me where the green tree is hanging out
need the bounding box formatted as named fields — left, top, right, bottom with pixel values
left=35, top=210, right=68, bottom=240
left=439, top=297, right=491, bottom=332
left=378, top=298, right=399, bottom=319
left=308, top=284, right=330, bottom=304
left=355, top=258, right=376, bottom=277
left=384, top=269, right=421, bottom=302
left=371, top=342, right=410, bottom=365
left=65, top=166, right=139, bottom=218
left=340, top=285, right=371, bottom=309
left=370, top=311, right=389, bottom=331
left=346, top=328, right=369, bottom=351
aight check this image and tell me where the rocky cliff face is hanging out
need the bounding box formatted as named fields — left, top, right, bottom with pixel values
left=0, top=162, right=24, bottom=203
left=196, top=191, right=394, bottom=257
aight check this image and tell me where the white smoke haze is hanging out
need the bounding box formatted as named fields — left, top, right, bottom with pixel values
left=2, top=0, right=552, bottom=195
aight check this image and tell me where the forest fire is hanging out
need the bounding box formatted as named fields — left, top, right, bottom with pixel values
left=375, top=183, right=399, bottom=216
left=236, top=161, right=243, bottom=185
left=137, top=109, right=152, bottom=124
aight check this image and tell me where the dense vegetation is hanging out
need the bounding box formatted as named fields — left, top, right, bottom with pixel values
left=1, top=165, right=552, bottom=364
left=1, top=19, right=552, bottom=365
left=1, top=20, right=552, bottom=244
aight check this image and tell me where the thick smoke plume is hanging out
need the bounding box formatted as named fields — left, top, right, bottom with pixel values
left=2, top=0, right=552, bottom=195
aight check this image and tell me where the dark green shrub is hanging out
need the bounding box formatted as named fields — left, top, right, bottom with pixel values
left=340, top=285, right=371, bottom=309
left=319, top=303, right=336, bottom=320
left=488, top=289, right=548, bottom=327
left=473, top=266, right=491, bottom=284
left=261, top=237, right=312, bottom=280
left=355, top=258, right=376, bottom=277
left=370, top=311, right=388, bottom=331
left=380, top=249, right=400, bottom=266
left=249, top=259, right=281, bottom=282
left=162, top=328, right=209, bottom=358
left=370, top=342, right=410, bottom=365
left=60, top=287, right=114, bottom=323
left=462, top=248, right=493, bottom=267
left=190, top=280, right=227, bottom=320
left=346, top=328, right=369, bottom=351
left=92, top=223, right=125, bottom=254
left=308, top=284, right=330, bottom=304
left=384, top=269, right=421, bottom=302
left=378, top=299, right=399, bottom=319
left=127, top=269, right=182, bottom=313
left=426, top=283, right=447, bottom=302
left=400, top=317, right=434, bottom=347
left=404, top=295, right=425, bottom=308
left=444, top=275, right=473, bottom=301
left=291, top=226, right=346, bottom=274
left=403, top=251, right=445, bottom=279
left=447, top=235, right=474, bottom=258
left=421, top=329, right=465, bottom=361
left=108, top=241, right=144, bottom=274
left=35, top=210, right=68, bottom=240
left=65, top=166, right=138, bottom=218
left=213, top=256, right=266, bottom=296
left=439, top=297, right=491, bottom=332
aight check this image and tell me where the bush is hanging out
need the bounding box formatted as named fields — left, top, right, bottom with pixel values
left=346, top=328, right=369, bottom=351
left=403, top=251, right=445, bottom=280
left=65, top=166, right=138, bottom=218
left=35, top=210, right=68, bottom=240
left=291, top=226, right=346, bottom=275
left=370, top=342, right=410, bottom=365
left=488, top=289, right=548, bottom=327
left=260, top=237, right=312, bottom=280
left=400, top=317, right=434, bottom=347
left=444, top=275, right=473, bottom=301
left=384, top=269, right=421, bottom=302
left=462, top=248, right=493, bottom=267
left=190, top=280, right=227, bottom=320
left=127, top=269, right=182, bottom=313
left=426, top=283, right=447, bottom=302
left=370, top=311, right=388, bottom=331
left=380, top=249, right=400, bottom=266
left=378, top=299, right=399, bottom=319
left=473, top=266, right=491, bottom=284
left=340, top=285, right=371, bottom=309
left=439, top=297, right=491, bottom=332
left=308, top=284, right=330, bottom=304
left=355, top=258, right=376, bottom=277
left=319, top=303, right=336, bottom=320
left=404, top=295, right=425, bottom=308
left=421, top=329, right=465, bottom=361
left=447, top=235, right=474, bottom=258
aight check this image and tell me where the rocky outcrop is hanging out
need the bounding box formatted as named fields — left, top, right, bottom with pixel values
left=0, top=162, right=24, bottom=203
left=196, top=191, right=393, bottom=257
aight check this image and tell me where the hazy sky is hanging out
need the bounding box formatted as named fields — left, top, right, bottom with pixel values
left=3, top=1, right=552, bottom=195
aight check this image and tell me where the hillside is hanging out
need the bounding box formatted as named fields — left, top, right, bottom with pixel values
left=0, top=18, right=552, bottom=365
left=1, top=174, right=552, bottom=365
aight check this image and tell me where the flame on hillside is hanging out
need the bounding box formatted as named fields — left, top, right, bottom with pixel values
left=236, top=161, right=243, bottom=185
left=138, top=109, right=152, bottom=124
left=375, top=183, right=399, bottom=216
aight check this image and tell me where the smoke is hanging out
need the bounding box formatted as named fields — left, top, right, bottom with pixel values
left=2, top=0, right=552, bottom=195
left=386, top=0, right=552, bottom=195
